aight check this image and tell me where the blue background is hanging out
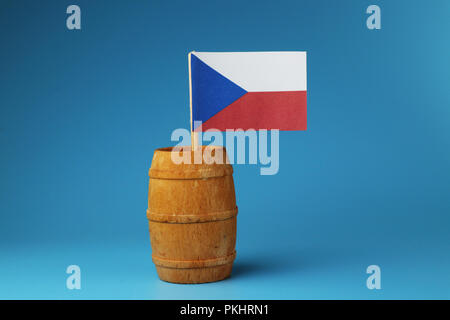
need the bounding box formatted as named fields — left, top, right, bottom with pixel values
left=1, top=0, right=449, bottom=299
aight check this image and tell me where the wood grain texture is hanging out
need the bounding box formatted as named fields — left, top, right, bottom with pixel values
left=147, top=146, right=237, bottom=284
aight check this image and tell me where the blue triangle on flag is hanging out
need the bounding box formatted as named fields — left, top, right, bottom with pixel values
left=191, top=54, right=247, bottom=130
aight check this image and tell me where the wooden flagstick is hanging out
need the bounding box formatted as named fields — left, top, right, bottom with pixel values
left=188, top=52, right=199, bottom=151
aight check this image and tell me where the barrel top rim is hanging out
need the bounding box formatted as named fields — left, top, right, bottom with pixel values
left=155, top=145, right=226, bottom=153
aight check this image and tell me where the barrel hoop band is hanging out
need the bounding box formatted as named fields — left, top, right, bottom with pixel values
left=147, top=207, right=238, bottom=223
left=149, top=166, right=233, bottom=180
left=152, top=251, right=236, bottom=269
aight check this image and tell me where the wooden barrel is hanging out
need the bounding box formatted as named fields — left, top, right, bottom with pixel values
left=147, top=146, right=237, bottom=283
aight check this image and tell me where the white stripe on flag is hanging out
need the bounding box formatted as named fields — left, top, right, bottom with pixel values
left=193, top=51, right=307, bottom=92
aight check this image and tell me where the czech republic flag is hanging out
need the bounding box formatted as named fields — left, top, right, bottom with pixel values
left=189, top=51, right=307, bottom=132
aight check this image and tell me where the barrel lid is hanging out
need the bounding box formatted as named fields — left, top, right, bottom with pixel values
left=149, top=146, right=233, bottom=179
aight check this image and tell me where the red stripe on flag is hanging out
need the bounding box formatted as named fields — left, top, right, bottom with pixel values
left=198, top=91, right=307, bottom=131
